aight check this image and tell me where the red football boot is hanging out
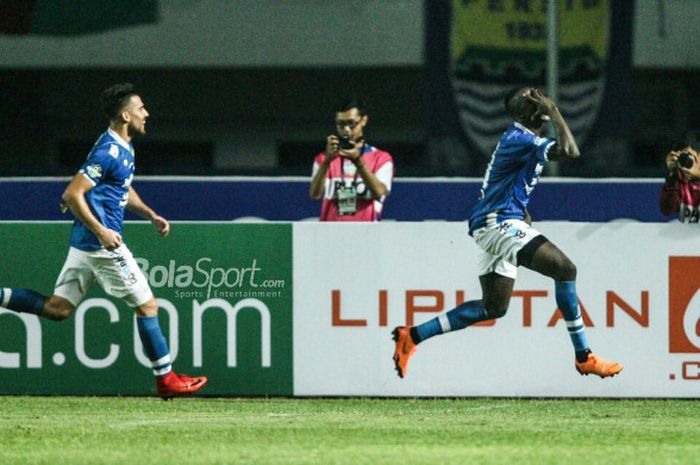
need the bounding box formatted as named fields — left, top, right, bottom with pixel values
left=156, top=371, right=208, bottom=400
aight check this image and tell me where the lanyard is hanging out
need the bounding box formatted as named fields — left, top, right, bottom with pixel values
left=339, top=142, right=367, bottom=183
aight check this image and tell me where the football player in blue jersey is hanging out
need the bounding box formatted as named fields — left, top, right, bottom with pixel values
left=0, top=83, right=207, bottom=399
left=393, top=87, right=623, bottom=380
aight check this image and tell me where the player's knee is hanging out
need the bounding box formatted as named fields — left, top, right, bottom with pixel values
left=482, top=294, right=510, bottom=319
left=558, top=259, right=577, bottom=281
left=485, top=306, right=508, bottom=319
left=45, top=308, right=72, bottom=321
left=135, top=298, right=159, bottom=317
left=44, top=297, right=74, bottom=321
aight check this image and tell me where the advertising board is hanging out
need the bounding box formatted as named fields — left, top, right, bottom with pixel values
left=0, top=223, right=293, bottom=395
left=293, top=221, right=699, bottom=397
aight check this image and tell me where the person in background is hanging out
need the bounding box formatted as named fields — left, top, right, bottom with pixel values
left=393, top=87, right=623, bottom=380
left=309, top=96, right=394, bottom=221
left=0, top=83, right=207, bottom=399
left=660, top=131, right=700, bottom=223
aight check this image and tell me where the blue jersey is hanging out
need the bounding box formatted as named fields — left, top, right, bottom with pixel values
left=468, top=123, right=555, bottom=234
left=69, top=129, right=135, bottom=251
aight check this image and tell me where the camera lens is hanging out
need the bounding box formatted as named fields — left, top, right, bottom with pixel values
left=678, top=151, right=694, bottom=169
left=339, top=136, right=354, bottom=150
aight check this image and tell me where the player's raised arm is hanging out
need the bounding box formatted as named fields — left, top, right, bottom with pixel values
left=527, top=88, right=580, bottom=161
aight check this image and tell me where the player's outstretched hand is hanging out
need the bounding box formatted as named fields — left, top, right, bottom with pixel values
left=151, top=215, right=170, bottom=237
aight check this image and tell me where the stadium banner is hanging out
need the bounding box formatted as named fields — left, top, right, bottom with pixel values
left=2, top=221, right=698, bottom=397
left=0, top=177, right=668, bottom=223
left=0, top=223, right=293, bottom=396
left=425, top=1, right=633, bottom=169
left=294, top=221, right=699, bottom=398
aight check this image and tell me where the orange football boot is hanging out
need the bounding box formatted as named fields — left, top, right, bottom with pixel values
left=392, top=326, right=417, bottom=379
left=575, top=353, right=623, bottom=378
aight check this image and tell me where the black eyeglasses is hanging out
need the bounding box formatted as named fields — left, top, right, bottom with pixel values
left=335, top=119, right=362, bottom=129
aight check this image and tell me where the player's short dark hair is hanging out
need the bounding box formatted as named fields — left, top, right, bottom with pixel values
left=334, top=95, right=367, bottom=116
left=504, top=86, right=531, bottom=118
left=670, top=130, right=700, bottom=152
left=101, top=83, right=138, bottom=121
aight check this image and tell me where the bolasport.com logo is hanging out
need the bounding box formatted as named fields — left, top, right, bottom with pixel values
left=135, top=257, right=287, bottom=300
left=668, top=257, right=700, bottom=380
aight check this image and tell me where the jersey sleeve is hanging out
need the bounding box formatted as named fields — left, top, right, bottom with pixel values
left=525, top=133, right=555, bottom=161
left=508, top=132, right=555, bottom=163
left=311, top=152, right=329, bottom=177
left=80, top=143, right=119, bottom=186
left=373, top=151, right=394, bottom=193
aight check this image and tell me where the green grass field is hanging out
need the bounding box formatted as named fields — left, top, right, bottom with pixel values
left=1, top=397, right=698, bottom=465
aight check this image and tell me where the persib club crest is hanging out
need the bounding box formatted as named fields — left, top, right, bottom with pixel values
left=450, top=0, right=610, bottom=156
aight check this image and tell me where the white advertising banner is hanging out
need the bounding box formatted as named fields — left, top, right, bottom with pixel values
left=293, top=221, right=700, bottom=397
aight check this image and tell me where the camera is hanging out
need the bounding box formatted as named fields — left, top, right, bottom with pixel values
left=338, top=135, right=355, bottom=150
left=678, top=151, right=694, bottom=169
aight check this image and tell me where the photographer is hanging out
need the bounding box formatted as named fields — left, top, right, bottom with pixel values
left=309, top=96, right=394, bottom=222
left=660, top=131, right=700, bottom=223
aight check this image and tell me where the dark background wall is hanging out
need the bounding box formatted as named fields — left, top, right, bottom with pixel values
left=0, top=67, right=426, bottom=176
left=0, top=1, right=698, bottom=179
left=2, top=66, right=697, bottom=178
